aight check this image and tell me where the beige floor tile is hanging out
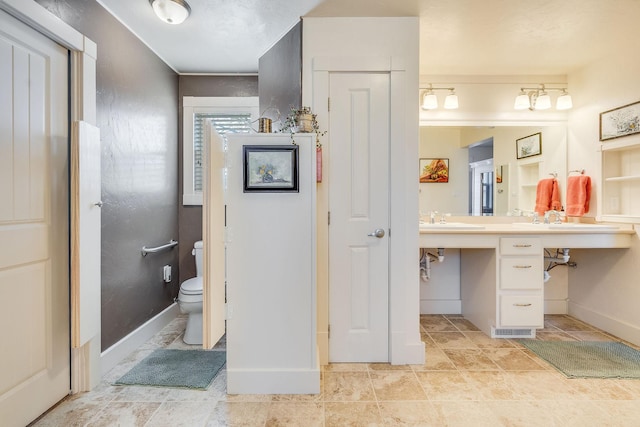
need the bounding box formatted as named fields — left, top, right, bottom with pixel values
left=415, top=371, right=482, bottom=401
left=569, top=378, right=635, bottom=400
left=546, top=400, right=614, bottom=427
left=485, top=400, right=558, bottom=426
left=323, top=371, right=376, bottom=402
left=463, top=371, right=527, bottom=400
left=112, top=385, right=172, bottom=402
left=31, top=396, right=107, bottom=427
left=443, top=348, right=500, bottom=370
left=535, top=330, right=579, bottom=341
left=463, top=331, right=516, bottom=348
left=420, top=331, right=435, bottom=346
left=264, top=402, right=323, bottom=427
left=483, top=348, right=548, bottom=371
left=431, top=401, right=503, bottom=426
left=430, top=331, right=479, bottom=349
left=324, top=363, right=369, bottom=372
left=324, top=402, right=383, bottom=427
left=369, top=370, right=427, bottom=401
left=206, top=401, right=270, bottom=426
left=590, top=401, right=640, bottom=426
left=368, top=362, right=412, bottom=371
left=145, top=401, right=215, bottom=426
left=545, top=315, right=595, bottom=331
left=85, top=401, right=161, bottom=427
left=565, top=330, right=617, bottom=341
left=504, top=371, right=580, bottom=400
left=411, top=346, right=456, bottom=371
left=378, top=401, right=444, bottom=426
left=448, top=317, right=480, bottom=331
left=419, top=315, right=457, bottom=332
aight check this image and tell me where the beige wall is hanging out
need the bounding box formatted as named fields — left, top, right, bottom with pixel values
left=566, top=50, right=640, bottom=345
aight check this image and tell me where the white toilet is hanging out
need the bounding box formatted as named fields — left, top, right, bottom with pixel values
left=177, top=240, right=204, bottom=344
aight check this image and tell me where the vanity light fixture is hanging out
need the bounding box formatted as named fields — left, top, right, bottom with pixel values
left=514, top=84, right=573, bottom=111
left=421, top=85, right=459, bottom=110
left=149, top=0, right=191, bottom=25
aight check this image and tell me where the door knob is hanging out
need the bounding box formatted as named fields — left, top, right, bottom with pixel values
left=367, top=228, right=385, bottom=238
left=94, top=201, right=103, bottom=207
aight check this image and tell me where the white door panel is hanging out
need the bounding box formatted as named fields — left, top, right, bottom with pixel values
left=329, top=73, right=390, bottom=362
left=0, top=10, right=70, bottom=427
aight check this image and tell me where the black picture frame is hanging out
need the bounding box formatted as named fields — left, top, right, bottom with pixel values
left=516, top=132, right=542, bottom=160
left=243, top=145, right=299, bottom=192
left=599, top=100, right=640, bottom=141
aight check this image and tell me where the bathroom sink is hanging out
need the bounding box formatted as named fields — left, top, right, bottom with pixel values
left=512, top=223, right=619, bottom=230
left=419, top=222, right=485, bottom=230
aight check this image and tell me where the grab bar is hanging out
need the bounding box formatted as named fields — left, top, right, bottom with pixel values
left=142, top=239, right=178, bottom=257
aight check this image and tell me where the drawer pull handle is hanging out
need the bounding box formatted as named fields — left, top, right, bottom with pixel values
left=513, top=265, right=532, bottom=269
left=513, top=244, right=532, bottom=248
left=513, top=303, right=533, bottom=307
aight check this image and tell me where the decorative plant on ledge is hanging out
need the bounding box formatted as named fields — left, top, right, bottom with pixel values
left=281, top=106, right=326, bottom=146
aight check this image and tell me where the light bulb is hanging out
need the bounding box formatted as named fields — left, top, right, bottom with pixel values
left=514, top=91, right=530, bottom=110
left=535, top=91, right=551, bottom=110
left=422, top=92, right=438, bottom=110
left=556, top=92, right=573, bottom=110
left=444, top=91, right=458, bottom=109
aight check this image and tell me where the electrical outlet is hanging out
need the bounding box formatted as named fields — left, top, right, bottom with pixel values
left=163, top=265, right=172, bottom=283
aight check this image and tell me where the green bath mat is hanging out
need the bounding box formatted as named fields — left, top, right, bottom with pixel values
left=518, top=340, right=640, bottom=379
left=115, top=349, right=226, bottom=389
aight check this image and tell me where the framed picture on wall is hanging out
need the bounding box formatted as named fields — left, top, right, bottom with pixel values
left=243, top=145, right=299, bottom=192
left=600, top=100, right=640, bottom=141
left=516, top=132, right=542, bottom=159
left=419, top=158, right=449, bottom=183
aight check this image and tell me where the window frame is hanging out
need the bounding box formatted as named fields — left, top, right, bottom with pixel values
left=183, top=96, right=259, bottom=205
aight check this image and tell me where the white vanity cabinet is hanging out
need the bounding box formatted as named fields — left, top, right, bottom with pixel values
left=460, top=237, right=544, bottom=338
left=496, top=238, right=544, bottom=334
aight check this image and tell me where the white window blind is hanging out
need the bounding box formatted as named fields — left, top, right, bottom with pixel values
left=193, top=113, right=253, bottom=192
left=183, top=96, right=259, bottom=205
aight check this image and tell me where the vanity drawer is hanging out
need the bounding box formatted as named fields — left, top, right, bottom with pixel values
left=500, top=237, right=541, bottom=256
left=499, top=295, right=544, bottom=327
left=500, top=257, right=544, bottom=290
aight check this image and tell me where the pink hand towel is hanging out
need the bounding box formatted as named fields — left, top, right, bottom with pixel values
left=551, top=179, right=562, bottom=211
left=534, top=178, right=555, bottom=216
left=566, top=175, right=591, bottom=216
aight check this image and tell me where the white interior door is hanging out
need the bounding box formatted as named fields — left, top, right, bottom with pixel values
left=0, top=9, right=70, bottom=427
left=203, top=126, right=226, bottom=348
left=329, top=73, right=390, bottom=362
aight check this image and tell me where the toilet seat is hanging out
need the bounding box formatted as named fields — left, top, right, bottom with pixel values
left=178, top=277, right=203, bottom=303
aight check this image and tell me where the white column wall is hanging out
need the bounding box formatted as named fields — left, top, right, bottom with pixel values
left=302, top=17, right=423, bottom=365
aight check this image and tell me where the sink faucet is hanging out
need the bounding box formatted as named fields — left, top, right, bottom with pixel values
left=544, top=210, right=562, bottom=224
left=429, top=211, right=437, bottom=224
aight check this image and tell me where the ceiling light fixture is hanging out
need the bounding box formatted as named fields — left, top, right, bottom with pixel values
left=420, top=85, right=458, bottom=110
left=149, top=0, right=191, bottom=25
left=514, top=84, right=572, bottom=111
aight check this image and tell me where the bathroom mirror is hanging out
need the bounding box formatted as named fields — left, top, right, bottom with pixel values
left=419, top=124, right=567, bottom=216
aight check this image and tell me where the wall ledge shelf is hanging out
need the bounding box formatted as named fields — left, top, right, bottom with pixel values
left=604, top=175, right=640, bottom=182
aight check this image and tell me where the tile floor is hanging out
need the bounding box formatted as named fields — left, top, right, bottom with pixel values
left=31, top=314, right=640, bottom=426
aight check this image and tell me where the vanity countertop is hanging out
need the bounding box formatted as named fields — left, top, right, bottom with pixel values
left=419, top=222, right=637, bottom=249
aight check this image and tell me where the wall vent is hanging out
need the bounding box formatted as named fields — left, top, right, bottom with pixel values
left=491, top=327, right=536, bottom=339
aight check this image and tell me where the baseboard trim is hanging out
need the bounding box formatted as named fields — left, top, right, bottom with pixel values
left=227, top=368, right=320, bottom=394
left=569, top=301, right=640, bottom=347
left=100, top=303, right=180, bottom=376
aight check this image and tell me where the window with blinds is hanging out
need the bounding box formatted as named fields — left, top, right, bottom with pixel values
left=193, top=113, right=253, bottom=192
left=183, top=96, right=259, bottom=205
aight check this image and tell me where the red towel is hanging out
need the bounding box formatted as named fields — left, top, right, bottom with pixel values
left=535, top=178, right=560, bottom=215
left=566, top=175, right=591, bottom=216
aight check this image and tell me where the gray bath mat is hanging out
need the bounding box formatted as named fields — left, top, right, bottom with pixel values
left=114, top=349, right=226, bottom=389
left=518, top=340, right=640, bottom=379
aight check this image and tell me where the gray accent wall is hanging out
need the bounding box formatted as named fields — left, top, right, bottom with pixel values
left=258, top=21, right=302, bottom=128
left=35, top=0, right=180, bottom=350
left=178, top=76, right=258, bottom=284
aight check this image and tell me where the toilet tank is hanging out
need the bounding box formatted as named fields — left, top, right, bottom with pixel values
left=193, top=240, right=204, bottom=277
